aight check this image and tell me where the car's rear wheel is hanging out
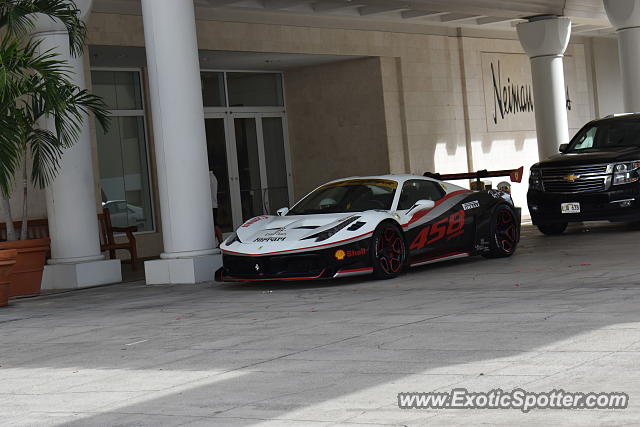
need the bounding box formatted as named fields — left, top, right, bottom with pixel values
left=371, top=222, right=406, bottom=279
left=483, top=204, right=519, bottom=259
left=537, top=222, right=567, bottom=235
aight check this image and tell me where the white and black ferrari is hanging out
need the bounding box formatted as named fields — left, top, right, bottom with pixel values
left=218, top=170, right=522, bottom=282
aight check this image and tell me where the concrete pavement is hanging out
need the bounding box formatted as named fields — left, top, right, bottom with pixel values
left=2, top=222, right=640, bottom=425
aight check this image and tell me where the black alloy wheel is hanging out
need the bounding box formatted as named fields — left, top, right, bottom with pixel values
left=483, top=205, right=519, bottom=258
left=372, top=222, right=406, bottom=279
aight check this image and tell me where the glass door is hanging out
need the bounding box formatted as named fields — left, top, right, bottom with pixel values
left=204, top=116, right=235, bottom=233
left=260, top=114, right=292, bottom=215
left=205, top=113, right=292, bottom=230
left=232, top=116, right=265, bottom=224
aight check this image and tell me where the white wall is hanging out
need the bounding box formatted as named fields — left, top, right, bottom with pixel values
left=592, top=37, right=624, bottom=117
left=456, top=37, right=591, bottom=217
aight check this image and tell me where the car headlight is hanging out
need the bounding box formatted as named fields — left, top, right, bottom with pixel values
left=302, top=216, right=360, bottom=242
left=612, top=161, right=640, bottom=186
left=529, top=168, right=543, bottom=191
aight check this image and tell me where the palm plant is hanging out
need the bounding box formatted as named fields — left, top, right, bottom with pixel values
left=0, top=0, right=109, bottom=241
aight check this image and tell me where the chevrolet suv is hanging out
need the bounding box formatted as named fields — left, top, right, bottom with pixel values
left=528, top=114, right=640, bottom=235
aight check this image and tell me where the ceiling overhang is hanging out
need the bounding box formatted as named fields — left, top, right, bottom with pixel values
left=92, top=0, right=614, bottom=37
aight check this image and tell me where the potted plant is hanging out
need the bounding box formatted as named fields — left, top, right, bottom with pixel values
left=0, top=0, right=109, bottom=296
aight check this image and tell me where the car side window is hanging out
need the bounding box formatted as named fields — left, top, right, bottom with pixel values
left=573, top=126, right=597, bottom=150
left=397, top=180, right=444, bottom=210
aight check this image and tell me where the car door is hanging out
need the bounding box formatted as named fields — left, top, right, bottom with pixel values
left=398, top=179, right=474, bottom=263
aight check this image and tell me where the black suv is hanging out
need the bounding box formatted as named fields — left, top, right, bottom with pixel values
left=528, top=114, right=640, bottom=235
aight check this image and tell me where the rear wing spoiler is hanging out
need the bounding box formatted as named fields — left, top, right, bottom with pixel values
left=423, top=166, right=524, bottom=184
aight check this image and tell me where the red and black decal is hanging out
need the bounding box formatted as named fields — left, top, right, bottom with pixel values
left=403, top=190, right=470, bottom=228
left=409, top=209, right=466, bottom=250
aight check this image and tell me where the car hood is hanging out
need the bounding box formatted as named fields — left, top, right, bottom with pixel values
left=234, top=212, right=359, bottom=245
left=534, top=146, right=640, bottom=168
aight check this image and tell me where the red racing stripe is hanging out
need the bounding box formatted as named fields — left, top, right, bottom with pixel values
left=221, top=230, right=373, bottom=256
left=410, top=251, right=470, bottom=266
left=402, top=189, right=470, bottom=228
left=337, top=267, right=373, bottom=274
left=221, top=270, right=326, bottom=282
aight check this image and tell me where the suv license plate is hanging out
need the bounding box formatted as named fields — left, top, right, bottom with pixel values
left=561, top=202, right=581, bottom=214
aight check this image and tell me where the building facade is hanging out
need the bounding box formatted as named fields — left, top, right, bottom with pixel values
left=7, top=0, right=636, bottom=287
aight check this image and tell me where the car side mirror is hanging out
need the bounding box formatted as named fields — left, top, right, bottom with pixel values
left=559, top=143, right=569, bottom=153
left=407, top=199, right=435, bottom=213
left=276, top=207, right=289, bottom=216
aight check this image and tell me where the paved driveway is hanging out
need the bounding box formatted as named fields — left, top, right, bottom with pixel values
left=2, top=223, right=640, bottom=426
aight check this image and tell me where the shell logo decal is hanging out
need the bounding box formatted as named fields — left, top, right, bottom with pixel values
left=334, top=249, right=346, bottom=260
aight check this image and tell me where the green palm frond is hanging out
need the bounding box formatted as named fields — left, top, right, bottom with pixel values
left=28, top=128, right=64, bottom=189
left=0, top=0, right=87, bottom=56
left=0, top=115, right=23, bottom=196
left=0, top=38, right=70, bottom=110
left=21, top=74, right=111, bottom=188
left=0, top=0, right=107, bottom=239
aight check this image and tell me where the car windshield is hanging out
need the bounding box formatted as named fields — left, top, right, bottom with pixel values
left=566, top=119, right=640, bottom=152
left=288, top=179, right=398, bottom=215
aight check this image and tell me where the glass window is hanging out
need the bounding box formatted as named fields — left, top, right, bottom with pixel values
left=572, top=126, right=597, bottom=150
left=567, top=119, right=640, bottom=152
left=227, top=72, right=283, bottom=107
left=262, top=117, right=290, bottom=214
left=234, top=118, right=263, bottom=221
left=397, top=180, right=444, bottom=210
left=201, top=72, right=226, bottom=107
left=205, top=118, right=233, bottom=233
left=92, top=70, right=154, bottom=232
left=91, top=71, right=143, bottom=110
left=289, top=179, right=397, bottom=215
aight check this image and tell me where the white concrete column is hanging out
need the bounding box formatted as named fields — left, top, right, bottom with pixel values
left=604, top=0, right=640, bottom=112
left=517, top=16, right=571, bottom=160
left=141, top=0, right=221, bottom=284
left=32, top=0, right=121, bottom=289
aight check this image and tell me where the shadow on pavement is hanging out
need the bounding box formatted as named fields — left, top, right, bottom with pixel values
left=2, top=223, right=640, bottom=425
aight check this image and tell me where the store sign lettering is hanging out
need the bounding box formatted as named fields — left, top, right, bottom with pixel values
left=482, top=52, right=575, bottom=132
left=490, top=61, right=534, bottom=124
left=489, top=60, right=573, bottom=125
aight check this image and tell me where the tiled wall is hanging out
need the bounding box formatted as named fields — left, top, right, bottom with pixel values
left=88, top=13, right=474, bottom=181
left=284, top=57, right=390, bottom=199
left=458, top=37, right=591, bottom=212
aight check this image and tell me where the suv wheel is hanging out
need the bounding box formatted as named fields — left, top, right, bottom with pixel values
left=537, top=222, right=567, bottom=235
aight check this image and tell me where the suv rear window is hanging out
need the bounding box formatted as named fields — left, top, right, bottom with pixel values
left=567, top=120, right=640, bottom=152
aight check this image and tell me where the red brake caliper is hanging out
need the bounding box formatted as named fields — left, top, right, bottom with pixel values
left=387, top=229, right=403, bottom=273
left=498, top=211, right=515, bottom=252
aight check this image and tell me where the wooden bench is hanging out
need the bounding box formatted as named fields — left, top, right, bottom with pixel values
left=0, top=208, right=139, bottom=270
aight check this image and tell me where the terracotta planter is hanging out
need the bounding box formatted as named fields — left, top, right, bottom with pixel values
left=0, top=249, right=17, bottom=307
left=0, top=238, right=50, bottom=297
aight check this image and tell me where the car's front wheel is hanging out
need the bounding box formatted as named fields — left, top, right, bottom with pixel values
left=371, top=222, right=406, bottom=279
left=537, top=222, right=567, bottom=235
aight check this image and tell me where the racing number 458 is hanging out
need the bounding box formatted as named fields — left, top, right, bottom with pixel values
left=410, top=210, right=465, bottom=250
